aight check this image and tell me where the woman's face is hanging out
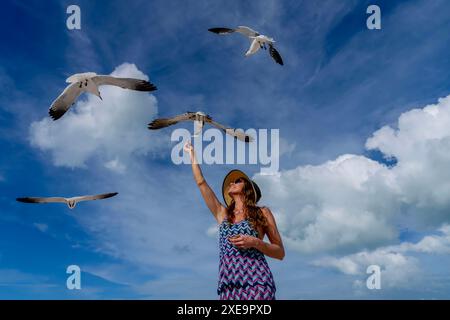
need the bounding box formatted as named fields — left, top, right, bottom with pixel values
left=227, top=177, right=245, bottom=196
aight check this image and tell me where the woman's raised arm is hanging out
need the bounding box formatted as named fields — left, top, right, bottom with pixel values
left=184, top=142, right=226, bottom=223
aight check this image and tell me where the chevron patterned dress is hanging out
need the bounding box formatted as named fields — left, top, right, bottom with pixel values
left=217, top=218, right=276, bottom=300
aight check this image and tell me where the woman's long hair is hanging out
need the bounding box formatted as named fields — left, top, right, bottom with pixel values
left=226, top=179, right=268, bottom=232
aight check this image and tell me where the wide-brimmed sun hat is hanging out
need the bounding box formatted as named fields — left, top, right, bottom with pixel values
left=222, top=169, right=261, bottom=207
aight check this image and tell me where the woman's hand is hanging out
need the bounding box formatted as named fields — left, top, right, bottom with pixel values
left=184, top=141, right=197, bottom=163
left=229, top=235, right=260, bottom=250
left=184, top=141, right=194, bottom=155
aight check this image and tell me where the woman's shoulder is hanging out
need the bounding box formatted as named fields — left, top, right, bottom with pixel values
left=259, top=206, right=275, bottom=223
left=259, top=205, right=272, bottom=215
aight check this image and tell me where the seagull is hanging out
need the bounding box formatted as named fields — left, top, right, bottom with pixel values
left=148, top=111, right=254, bottom=142
left=16, top=192, right=118, bottom=209
left=208, top=26, right=284, bottom=65
left=49, top=72, right=157, bottom=120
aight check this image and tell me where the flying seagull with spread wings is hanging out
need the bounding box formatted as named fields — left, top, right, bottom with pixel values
left=208, top=26, right=284, bottom=65
left=16, top=192, right=118, bottom=209
left=49, top=72, right=157, bottom=120
left=148, top=111, right=254, bottom=142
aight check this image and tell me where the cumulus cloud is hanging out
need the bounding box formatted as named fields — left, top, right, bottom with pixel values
left=313, top=224, right=450, bottom=288
left=255, top=154, right=399, bottom=253
left=366, top=95, right=450, bottom=225
left=254, top=94, right=450, bottom=254
left=29, top=63, right=163, bottom=170
left=314, top=250, right=420, bottom=288
left=392, top=224, right=450, bottom=254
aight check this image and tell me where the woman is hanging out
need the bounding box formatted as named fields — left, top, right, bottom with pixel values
left=184, top=142, right=285, bottom=300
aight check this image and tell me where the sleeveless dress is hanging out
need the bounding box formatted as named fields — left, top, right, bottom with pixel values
left=217, top=217, right=276, bottom=300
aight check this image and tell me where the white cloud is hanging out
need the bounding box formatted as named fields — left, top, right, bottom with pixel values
left=29, top=63, right=163, bottom=170
left=314, top=250, right=420, bottom=289
left=254, top=94, right=450, bottom=254
left=391, top=224, right=450, bottom=254
left=104, top=158, right=126, bottom=174
left=366, top=95, right=450, bottom=223
left=313, top=224, right=450, bottom=288
left=255, top=154, right=399, bottom=253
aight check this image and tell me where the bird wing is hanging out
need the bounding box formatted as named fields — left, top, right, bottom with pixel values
left=235, top=26, right=260, bottom=37
left=16, top=197, right=67, bottom=204
left=66, top=72, right=97, bottom=83
left=49, top=82, right=84, bottom=120
left=70, top=192, right=118, bottom=203
left=269, top=44, right=284, bottom=65
left=246, top=38, right=261, bottom=56
left=148, top=112, right=196, bottom=130
left=206, top=119, right=254, bottom=142
left=208, top=27, right=235, bottom=35
left=92, top=76, right=157, bottom=92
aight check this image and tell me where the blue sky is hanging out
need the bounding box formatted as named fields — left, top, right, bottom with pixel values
left=1, top=0, right=450, bottom=299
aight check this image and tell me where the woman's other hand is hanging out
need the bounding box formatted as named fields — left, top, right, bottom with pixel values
left=229, top=235, right=260, bottom=250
